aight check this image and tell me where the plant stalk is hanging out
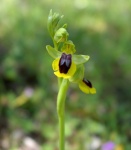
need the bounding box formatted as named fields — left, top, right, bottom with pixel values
left=57, top=79, right=69, bottom=150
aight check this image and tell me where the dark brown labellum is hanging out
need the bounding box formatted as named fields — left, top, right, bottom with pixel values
left=83, top=78, right=92, bottom=88
left=59, top=53, right=72, bottom=73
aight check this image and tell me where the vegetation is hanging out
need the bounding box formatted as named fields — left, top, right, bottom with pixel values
left=0, top=0, right=131, bottom=149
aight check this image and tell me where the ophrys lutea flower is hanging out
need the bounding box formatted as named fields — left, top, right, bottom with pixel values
left=79, top=78, right=96, bottom=94
left=46, top=41, right=96, bottom=94
left=46, top=41, right=89, bottom=77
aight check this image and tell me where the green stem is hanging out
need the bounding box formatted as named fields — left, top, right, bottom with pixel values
left=57, top=79, right=69, bottom=150
left=58, top=77, right=63, bottom=89
left=53, top=39, right=58, bottom=50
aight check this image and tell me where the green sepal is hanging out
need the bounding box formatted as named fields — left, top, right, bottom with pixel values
left=72, top=54, right=90, bottom=64
left=69, top=64, right=84, bottom=83
left=46, top=45, right=62, bottom=59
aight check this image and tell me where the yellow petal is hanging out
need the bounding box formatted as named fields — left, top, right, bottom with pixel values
left=54, top=61, right=76, bottom=79
left=79, top=81, right=90, bottom=94
left=54, top=71, right=64, bottom=78
left=90, top=87, right=96, bottom=94
left=61, top=73, right=71, bottom=78
left=66, top=61, right=76, bottom=77
left=54, top=71, right=72, bottom=79
left=52, top=58, right=59, bottom=71
left=79, top=80, right=96, bottom=94
left=54, top=71, right=62, bottom=77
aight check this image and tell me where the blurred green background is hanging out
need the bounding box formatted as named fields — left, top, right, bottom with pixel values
left=0, top=0, right=131, bottom=150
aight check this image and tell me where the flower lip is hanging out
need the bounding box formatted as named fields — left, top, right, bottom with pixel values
left=59, top=53, right=72, bottom=73
left=83, top=78, right=92, bottom=88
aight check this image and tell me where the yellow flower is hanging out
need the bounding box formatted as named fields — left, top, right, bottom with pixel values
left=46, top=44, right=96, bottom=94
left=79, top=79, right=96, bottom=94
left=52, top=53, right=76, bottom=78
left=46, top=45, right=90, bottom=79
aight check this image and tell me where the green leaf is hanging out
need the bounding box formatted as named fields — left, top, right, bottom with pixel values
left=46, top=45, right=62, bottom=58
left=72, top=54, right=90, bottom=64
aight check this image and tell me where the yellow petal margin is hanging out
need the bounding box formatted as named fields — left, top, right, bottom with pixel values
left=52, top=58, right=59, bottom=71
left=79, top=80, right=96, bottom=94
left=54, top=72, right=70, bottom=78
left=90, top=87, right=96, bottom=94
left=66, top=61, right=76, bottom=78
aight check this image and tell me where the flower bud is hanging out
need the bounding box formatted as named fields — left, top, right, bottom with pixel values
left=54, top=28, right=69, bottom=43
left=47, top=10, right=63, bottom=37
